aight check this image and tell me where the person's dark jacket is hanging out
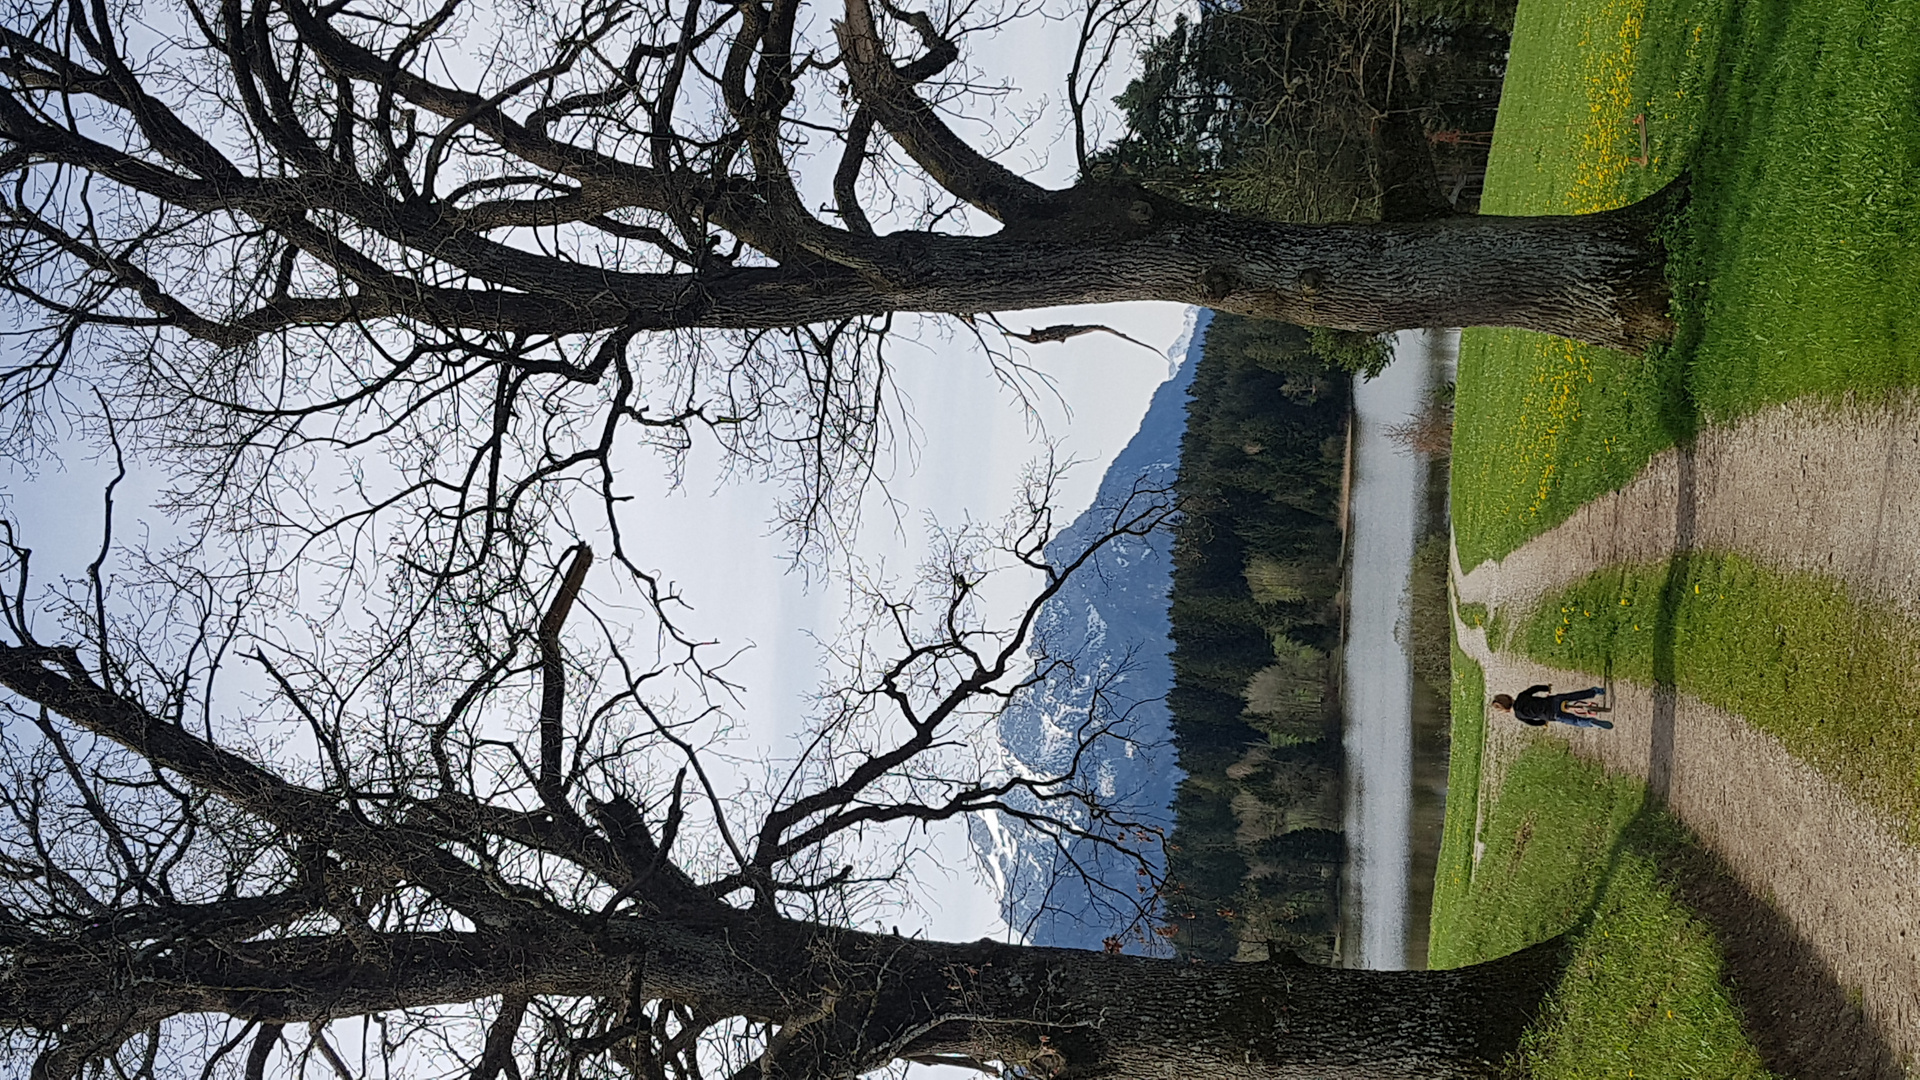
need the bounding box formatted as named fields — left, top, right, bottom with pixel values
left=1511, top=684, right=1557, bottom=725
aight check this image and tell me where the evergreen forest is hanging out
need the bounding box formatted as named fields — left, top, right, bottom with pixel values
left=1159, top=315, right=1352, bottom=963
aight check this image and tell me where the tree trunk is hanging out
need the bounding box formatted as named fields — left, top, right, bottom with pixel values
left=755, top=926, right=1571, bottom=1080
left=6, top=908, right=1568, bottom=1080
left=620, top=189, right=1674, bottom=352
left=874, top=193, right=1672, bottom=353
left=20, top=176, right=1671, bottom=354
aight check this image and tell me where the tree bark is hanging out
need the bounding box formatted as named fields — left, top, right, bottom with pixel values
left=754, top=926, right=1570, bottom=1080
left=874, top=193, right=1671, bottom=353
left=4, top=911, right=1567, bottom=1080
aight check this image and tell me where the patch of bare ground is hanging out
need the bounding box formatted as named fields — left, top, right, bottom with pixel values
left=1450, top=395, right=1920, bottom=1078
left=1454, top=637, right=1919, bottom=1079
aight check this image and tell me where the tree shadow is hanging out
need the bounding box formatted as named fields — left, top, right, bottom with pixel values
left=1656, top=835, right=1910, bottom=1079
left=1542, top=789, right=1906, bottom=1079
left=1630, top=436, right=1904, bottom=1077
left=1646, top=437, right=1692, bottom=803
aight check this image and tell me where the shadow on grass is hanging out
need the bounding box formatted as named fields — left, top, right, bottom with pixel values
left=1657, top=836, right=1910, bottom=1080
left=1645, top=442, right=1692, bottom=803
left=1672, top=0, right=1796, bottom=323
left=1540, top=794, right=1905, bottom=1079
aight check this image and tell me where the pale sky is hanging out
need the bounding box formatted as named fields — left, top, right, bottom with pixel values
left=0, top=0, right=1190, bottom=943
left=0, top=9, right=1206, bottom=1080
left=617, top=301, right=1190, bottom=940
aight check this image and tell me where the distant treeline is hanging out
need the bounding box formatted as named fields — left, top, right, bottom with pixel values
left=1160, top=314, right=1352, bottom=964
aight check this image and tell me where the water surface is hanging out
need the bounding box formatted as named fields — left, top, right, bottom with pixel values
left=1342, top=331, right=1446, bottom=970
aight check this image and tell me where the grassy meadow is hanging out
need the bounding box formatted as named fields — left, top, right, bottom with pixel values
left=1435, top=0, right=1920, bottom=1069
left=1451, top=0, right=1920, bottom=567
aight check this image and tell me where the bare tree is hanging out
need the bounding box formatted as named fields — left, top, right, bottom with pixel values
left=0, top=464, right=1566, bottom=1080
left=0, top=0, right=1670, bottom=602
left=0, top=0, right=1667, bottom=352
left=0, top=2, right=1592, bottom=1073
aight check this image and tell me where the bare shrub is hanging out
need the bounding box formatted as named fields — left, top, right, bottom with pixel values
left=1387, top=387, right=1456, bottom=457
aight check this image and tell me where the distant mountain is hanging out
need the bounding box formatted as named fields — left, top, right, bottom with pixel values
left=969, top=309, right=1210, bottom=950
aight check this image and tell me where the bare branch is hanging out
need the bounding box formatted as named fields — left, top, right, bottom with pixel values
left=539, top=544, right=594, bottom=809
left=833, top=0, right=1051, bottom=222
left=242, top=1023, right=283, bottom=1080
left=472, top=998, right=528, bottom=1080
left=976, top=315, right=1162, bottom=355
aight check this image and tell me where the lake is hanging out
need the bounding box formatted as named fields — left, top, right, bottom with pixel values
left=1342, top=329, right=1457, bottom=970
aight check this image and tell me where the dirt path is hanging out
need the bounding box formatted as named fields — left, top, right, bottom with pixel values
left=1450, top=396, right=1920, bottom=1078
left=1457, top=394, right=1920, bottom=617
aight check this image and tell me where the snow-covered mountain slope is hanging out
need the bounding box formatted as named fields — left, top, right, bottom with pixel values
left=969, top=310, right=1209, bottom=950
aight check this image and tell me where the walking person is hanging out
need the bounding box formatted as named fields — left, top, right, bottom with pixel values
left=1492, top=684, right=1612, bottom=729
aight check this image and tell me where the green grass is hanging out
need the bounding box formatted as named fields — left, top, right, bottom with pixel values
left=1485, top=605, right=1511, bottom=652
left=1512, top=552, right=1920, bottom=842
left=1430, top=742, right=1775, bottom=1078
left=1680, top=1, right=1920, bottom=414
left=1429, top=643, right=1488, bottom=954
left=1453, top=0, right=1920, bottom=567
left=1457, top=601, right=1490, bottom=630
